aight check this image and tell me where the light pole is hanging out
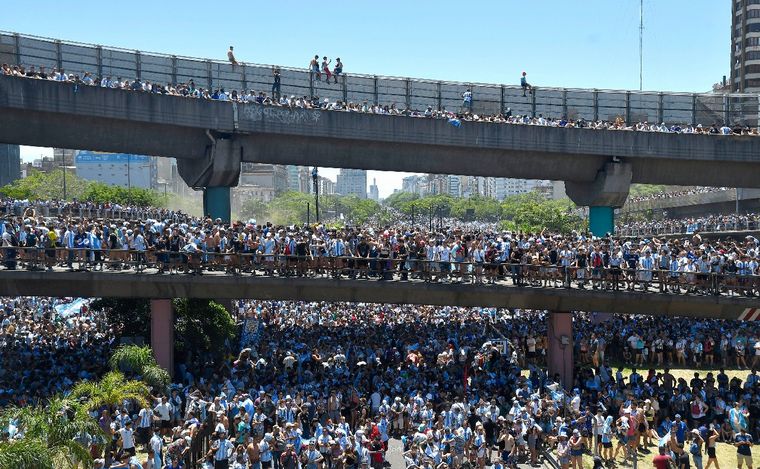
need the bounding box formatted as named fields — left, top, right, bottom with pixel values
left=312, top=167, right=320, bottom=222
left=61, top=165, right=76, bottom=200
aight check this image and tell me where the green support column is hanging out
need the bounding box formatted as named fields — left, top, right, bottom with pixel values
left=589, top=206, right=615, bottom=237
left=203, top=186, right=231, bottom=222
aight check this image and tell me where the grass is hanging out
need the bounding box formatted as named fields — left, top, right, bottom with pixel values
left=579, top=441, right=746, bottom=468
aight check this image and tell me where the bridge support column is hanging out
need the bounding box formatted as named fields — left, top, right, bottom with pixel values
left=547, top=311, right=573, bottom=389
left=203, top=187, right=231, bottom=222
left=150, top=299, right=174, bottom=377
left=566, top=162, right=632, bottom=237
left=589, top=206, right=615, bottom=238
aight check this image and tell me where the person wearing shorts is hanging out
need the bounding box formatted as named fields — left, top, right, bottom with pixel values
left=735, top=428, right=754, bottom=469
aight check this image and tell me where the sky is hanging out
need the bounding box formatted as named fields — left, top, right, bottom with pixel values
left=6, top=0, right=731, bottom=197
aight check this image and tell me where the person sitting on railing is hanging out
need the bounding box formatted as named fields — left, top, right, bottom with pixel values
left=333, top=58, right=343, bottom=84
left=520, top=72, right=532, bottom=97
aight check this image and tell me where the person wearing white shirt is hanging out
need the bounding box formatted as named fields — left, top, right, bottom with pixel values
left=154, top=397, right=172, bottom=437
left=150, top=429, right=163, bottom=469
left=119, top=421, right=136, bottom=456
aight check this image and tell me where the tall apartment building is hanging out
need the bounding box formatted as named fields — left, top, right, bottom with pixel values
left=731, top=0, right=760, bottom=91
left=0, top=144, right=21, bottom=187
left=336, top=169, right=367, bottom=198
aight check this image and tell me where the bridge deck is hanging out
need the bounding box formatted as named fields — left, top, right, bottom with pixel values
left=0, top=267, right=754, bottom=320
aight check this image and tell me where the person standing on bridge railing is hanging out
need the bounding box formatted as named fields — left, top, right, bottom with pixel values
left=521, top=72, right=532, bottom=97
left=310, top=55, right=321, bottom=81
left=462, top=89, right=473, bottom=113
left=228, top=46, right=238, bottom=67
left=272, top=67, right=281, bottom=99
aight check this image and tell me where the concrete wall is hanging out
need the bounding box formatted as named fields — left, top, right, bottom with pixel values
left=4, top=76, right=760, bottom=187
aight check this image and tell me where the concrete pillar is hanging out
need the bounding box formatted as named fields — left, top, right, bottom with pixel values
left=589, top=206, right=615, bottom=237
left=547, top=311, right=573, bottom=389
left=203, top=186, right=231, bottom=222
left=150, top=299, right=174, bottom=376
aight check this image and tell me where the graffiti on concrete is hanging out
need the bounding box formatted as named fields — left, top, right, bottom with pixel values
left=243, top=105, right=321, bottom=124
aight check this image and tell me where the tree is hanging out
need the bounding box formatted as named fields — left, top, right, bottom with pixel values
left=500, top=193, right=586, bottom=233
left=108, top=345, right=170, bottom=391
left=240, top=197, right=271, bottom=222
left=90, top=298, right=151, bottom=338
left=0, top=395, right=103, bottom=469
left=70, top=371, right=150, bottom=410
left=173, top=299, right=237, bottom=359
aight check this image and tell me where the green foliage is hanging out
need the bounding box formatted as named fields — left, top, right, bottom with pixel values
left=109, top=345, right=156, bottom=375
left=383, top=191, right=419, bottom=209
left=239, top=192, right=382, bottom=226
left=0, top=169, right=167, bottom=206
left=628, top=184, right=668, bottom=199
left=173, top=299, right=237, bottom=358
left=70, top=371, right=149, bottom=409
left=0, top=396, right=103, bottom=469
left=90, top=298, right=151, bottom=338
left=500, top=193, right=586, bottom=233
left=108, top=345, right=170, bottom=391
left=451, top=196, right=502, bottom=222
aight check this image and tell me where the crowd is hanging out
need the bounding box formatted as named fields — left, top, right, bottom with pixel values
left=5, top=299, right=760, bottom=468
left=0, top=198, right=191, bottom=222
left=2, top=62, right=757, bottom=136
left=618, top=213, right=760, bottom=237
left=627, top=187, right=731, bottom=205
left=0, top=209, right=760, bottom=299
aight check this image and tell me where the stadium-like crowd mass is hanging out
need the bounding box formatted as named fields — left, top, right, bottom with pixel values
left=2, top=300, right=759, bottom=469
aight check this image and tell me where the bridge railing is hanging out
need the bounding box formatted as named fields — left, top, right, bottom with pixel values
left=3, top=247, right=759, bottom=299
left=2, top=30, right=759, bottom=126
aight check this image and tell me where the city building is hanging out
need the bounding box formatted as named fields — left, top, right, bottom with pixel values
left=75, top=151, right=157, bottom=189
left=0, top=144, right=21, bottom=187
left=368, top=178, right=380, bottom=201
left=336, top=169, right=367, bottom=198
left=239, top=163, right=288, bottom=195
left=53, top=148, right=77, bottom=167
left=730, top=0, right=760, bottom=92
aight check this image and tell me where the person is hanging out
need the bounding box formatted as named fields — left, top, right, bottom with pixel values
left=735, top=427, right=754, bottom=469
left=271, top=67, right=281, bottom=100
left=704, top=425, right=720, bottom=469
left=321, top=57, right=332, bottom=84
left=310, top=55, right=321, bottom=81
left=210, top=430, right=234, bottom=469
left=462, top=89, right=472, bottom=112
left=333, top=58, right=343, bottom=83
left=227, top=47, right=238, bottom=67
left=521, top=72, right=532, bottom=97
left=652, top=446, right=673, bottom=469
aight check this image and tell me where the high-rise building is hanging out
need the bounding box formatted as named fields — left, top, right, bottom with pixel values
left=240, top=163, right=288, bottom=194
left=53, top=148, right=77, bottom=166
left=75, top=151, right=157, bottom=189
left=0, top=144, right=21, bottom=187
left=336, top=169, right=367, bottom=198
left=368, top=178, right=380, bottom=201
left=731, top=0, right=760, bottom=92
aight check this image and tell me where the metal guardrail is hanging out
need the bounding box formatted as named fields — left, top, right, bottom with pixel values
left=0, top=204, right=190, bottom=222
left=617, top=219, right=760, bottom=236
left=2, top=30, right=759, bottom=126
left=2, top=247, right=758, bottom=299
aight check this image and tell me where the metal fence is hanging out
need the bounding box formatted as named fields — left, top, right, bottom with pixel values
left=3, top=30, right=760, bottom=126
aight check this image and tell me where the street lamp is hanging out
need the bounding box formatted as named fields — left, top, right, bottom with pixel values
left=311, top=167, right=320, bottom=222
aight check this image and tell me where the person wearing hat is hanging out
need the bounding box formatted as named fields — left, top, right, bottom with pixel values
left=556, top=432, right=571, bottom=468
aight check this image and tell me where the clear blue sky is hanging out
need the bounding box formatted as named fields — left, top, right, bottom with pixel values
left=6, top=0, right=731, bottom=196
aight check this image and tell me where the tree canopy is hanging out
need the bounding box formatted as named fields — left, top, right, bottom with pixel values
left=0, top=169, right=168, bottom=207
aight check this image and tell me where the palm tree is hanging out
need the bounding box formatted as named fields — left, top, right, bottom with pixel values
left=70, top=371, right=149, bottom=410
left=108, top=344, right=171, bottom=391
left=0, top=395, right=103, bottom=469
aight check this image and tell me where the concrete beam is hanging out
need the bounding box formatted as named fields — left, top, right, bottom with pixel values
left=0, top=270, right=753, bottom=320
left=547, top=312, right=573, bottom=388
left=150, top=299, right=174, bottom=376
left=566, top=162, right=632, bottom=207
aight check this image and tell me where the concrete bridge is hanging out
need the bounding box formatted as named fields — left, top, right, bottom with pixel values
left=3, top=31, right=760, bottom=235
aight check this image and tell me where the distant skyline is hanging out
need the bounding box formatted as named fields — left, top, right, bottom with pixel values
left=8, top=0, right=731, bottom=197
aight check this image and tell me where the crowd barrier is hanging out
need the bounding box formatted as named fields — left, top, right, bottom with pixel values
left=3, top=247, right=758, bottom=298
